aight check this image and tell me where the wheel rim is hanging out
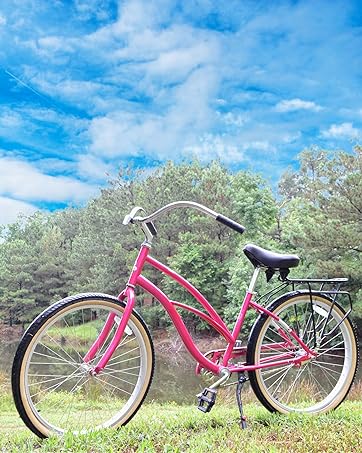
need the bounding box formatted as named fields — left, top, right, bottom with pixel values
left=21, top=302, right=150, bottom=434
left=254, top=296, right=356, bottom=413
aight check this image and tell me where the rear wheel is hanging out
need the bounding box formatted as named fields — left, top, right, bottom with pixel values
left=247, top=292, right=358, bottom=414
left=12, top=293, right=154, bottom=438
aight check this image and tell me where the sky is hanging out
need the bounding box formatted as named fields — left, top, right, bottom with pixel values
left=0, top=0, right=361, bottom=224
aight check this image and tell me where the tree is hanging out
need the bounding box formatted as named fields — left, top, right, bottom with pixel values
left=279, top=146, right=362, bottom=330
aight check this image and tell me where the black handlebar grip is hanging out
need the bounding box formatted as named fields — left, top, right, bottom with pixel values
left=216, top=214, right=245, bottom=234
left=145, top=221, right=158, bottom=236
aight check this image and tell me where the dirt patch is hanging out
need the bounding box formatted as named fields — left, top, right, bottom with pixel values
left=0, top=324, right=23, bottom=343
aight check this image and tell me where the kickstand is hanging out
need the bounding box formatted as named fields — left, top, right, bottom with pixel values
left=236, top=372, right=248, bottom=429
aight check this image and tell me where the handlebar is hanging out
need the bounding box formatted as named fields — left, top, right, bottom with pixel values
left=123, top=201, right=245, bottom=241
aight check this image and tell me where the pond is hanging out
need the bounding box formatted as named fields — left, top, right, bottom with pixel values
left=0, top=336, right=209, bottom=405
left=1, top=335, right=361, bottom=405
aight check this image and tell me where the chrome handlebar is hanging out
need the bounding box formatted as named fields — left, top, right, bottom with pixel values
left=123, top=201, right=218, bottom=225
left=123, top=201, right=245, bottom=244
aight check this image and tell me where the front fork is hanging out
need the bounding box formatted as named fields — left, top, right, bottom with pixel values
left=83, top=287, right=135, bottom=374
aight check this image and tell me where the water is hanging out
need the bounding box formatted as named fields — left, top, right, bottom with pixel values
left=1, top=336, right=361, bottom=405
left=0, top=337, right=207, bottom=404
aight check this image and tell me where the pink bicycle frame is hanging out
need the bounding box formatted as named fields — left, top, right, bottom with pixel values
left=85, top=244, right=316, bottom=376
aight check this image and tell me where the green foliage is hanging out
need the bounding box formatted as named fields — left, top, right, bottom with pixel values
left=137, top=304, right=172, bottom=330
left=0, top=151, right=361, bottom=335
left=279, top=146, right=362, bottom=330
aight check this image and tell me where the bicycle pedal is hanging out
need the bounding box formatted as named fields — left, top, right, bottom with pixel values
left=197, top=388, right=217, bottom=413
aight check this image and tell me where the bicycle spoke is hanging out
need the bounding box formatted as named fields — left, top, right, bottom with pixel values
left=307, top=366, right=328, bottom=397
left=28, top=373, right=84, bottom=387
left=270, top=365, right=294, bottom=397
left=106, top=353, right=141, bottom=367
left=319, top=330, right=343, bottom=350
left=93, top=375, right=133, bottom=396
left=32, top=367, right=82, bottom=402
left=311, top=360, right=343, bottom=376
left=282, top=366, right=308, bottom=403
left=101, top=368, right=140, bottom=378
left=310, top=361, right=338, bottom=388
left=98, top=371, right=136, bottom=387
left=32, top=348, right=78, bottom=368
left=45, top=332, right=81, bottom=365
left=262, top=365, right=293, bottom=383
left=317, top=340, right=345, bottom=357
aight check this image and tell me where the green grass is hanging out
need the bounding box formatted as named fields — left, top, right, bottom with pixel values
left=47, top=319, right=102, bottom=343
left=1, top=394, right=362, bottom=453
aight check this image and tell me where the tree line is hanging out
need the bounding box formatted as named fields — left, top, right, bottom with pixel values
left=0, top=147, right=361, bottom=337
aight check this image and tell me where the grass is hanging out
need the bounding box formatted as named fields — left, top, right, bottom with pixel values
left=1, top=369, right=362, bottom=452
left=1, top=393, right=362, bottom=452
left=47, top=320, right=102, bottom=344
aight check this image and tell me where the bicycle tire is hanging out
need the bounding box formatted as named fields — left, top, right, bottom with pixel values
left=247, top=291, right=358, bottom=414
left=12, top=293, right=155, bottom=438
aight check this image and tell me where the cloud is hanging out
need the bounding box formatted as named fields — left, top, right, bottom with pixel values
left=321, top=122, right=360, bottom=139
left=77, top=154, right=113, bottom=181
left=219, top=112, right=248, bottom=128
left=0, top=14, right=6, bottom=26
left=275, top=99, right=323, bottom=113
left=146, top=41, right=219, bottom=82
left=115, top=0, right=171, bottom=33
left=22, top=68, right=111, bottom=112
left=0, top=157, right=97, bottom=203
left=0, top=109, right=23, bottom=129
left=184, top=134, right=243, bottom=163
left=0, top=196, right=37, bottom=225
left=90, top=66, right=219, bottom=158
left=183, top=134, right=276, bottom=164
left=1, top=0, right=362, bottom=204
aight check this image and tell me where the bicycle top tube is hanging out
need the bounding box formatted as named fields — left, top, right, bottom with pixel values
left=123, top=201, right=246, bottom=244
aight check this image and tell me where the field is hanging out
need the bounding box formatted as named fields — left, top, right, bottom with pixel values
left=1, top=387, right=362, bottom=452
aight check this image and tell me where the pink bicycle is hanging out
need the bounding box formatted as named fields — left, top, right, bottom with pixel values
left=12, top=201, right=358, bottom=437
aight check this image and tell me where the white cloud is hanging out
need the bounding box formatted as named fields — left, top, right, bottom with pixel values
left=321, top=122, right=360, bottom=139
left=184, top=134, right=244, bottom=163
left=219, top=112, right=248, bottom=127
left=36, top=158, right=76, bottom=175
left=242, top=140, right=276, bottom=153
left=0, top=157, right=97, bottom=203
left=112, top=24, right=196, bottom=61
left=183, top=135, right=276, bottom=164
left=115, top=0, right=171, bottom=34
left=146, top=39, right=220, bottom=82
left=0, top=14, right=6, bottom=26
left=281, top=131, right=302, bottom=143
left=0, top=196, right=37, bottom=225
left=0, top=110, right=23, bottom=129
left=275, top=98, right=323, bottom=113
left=90, top=66, right=219, bottom=158
left=27, top=71, right=108, bottom=108
left=77, top=154, right=113, bottom=181
left=74, top=0, right=113, bottom=22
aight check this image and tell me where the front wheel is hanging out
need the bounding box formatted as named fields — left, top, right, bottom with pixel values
left=12, top=293, right=154, bottom=438
left=247, top=292, right=358, bottom=414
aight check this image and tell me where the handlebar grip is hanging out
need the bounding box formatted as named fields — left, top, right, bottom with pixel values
left=216, top=214, right=245, bottom=234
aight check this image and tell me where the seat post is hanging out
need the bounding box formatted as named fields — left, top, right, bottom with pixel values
left=248, top=267, right=261, bottom=293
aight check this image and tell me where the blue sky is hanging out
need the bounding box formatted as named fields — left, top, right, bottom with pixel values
left=0, top=0, right=361, bottom=224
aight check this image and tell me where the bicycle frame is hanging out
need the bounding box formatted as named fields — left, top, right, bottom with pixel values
left=84, top=244, right=316, bottom=376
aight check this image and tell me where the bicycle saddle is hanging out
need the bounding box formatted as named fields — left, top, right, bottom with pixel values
left=243, top=244, right=300, bottom=269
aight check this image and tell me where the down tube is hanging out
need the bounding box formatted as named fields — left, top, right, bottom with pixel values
left=137, top=275, right=222, bottom=375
